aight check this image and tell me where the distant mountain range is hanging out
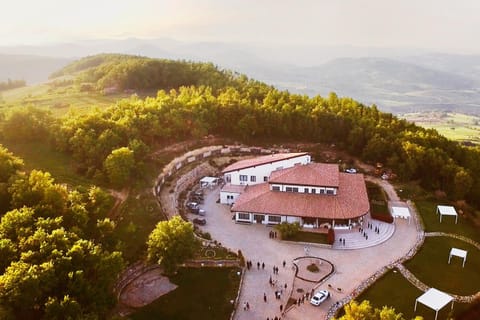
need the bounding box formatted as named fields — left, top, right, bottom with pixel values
left=1, top=38, right=479, bottom=115
left=0, top=54, right=72, bottom=85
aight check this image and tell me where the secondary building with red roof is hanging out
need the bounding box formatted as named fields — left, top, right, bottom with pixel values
left=221, top=154, right=370, bottom=228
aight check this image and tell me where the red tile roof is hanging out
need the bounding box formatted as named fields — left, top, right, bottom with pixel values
left=231, top=173, right=369, bottom=220
left=269, top=163, right=340, bottom=187
left=222, top=152, right=308, bottom=173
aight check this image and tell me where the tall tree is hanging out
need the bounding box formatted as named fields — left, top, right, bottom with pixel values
left=103, top=147, right=135, bottom=187
left=147, top=215, right=200, bottom=273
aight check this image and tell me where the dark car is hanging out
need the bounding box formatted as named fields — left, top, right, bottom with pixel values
left=189, top=195, right=204, bottom=203
left=193, top=218, right=206, bottom=225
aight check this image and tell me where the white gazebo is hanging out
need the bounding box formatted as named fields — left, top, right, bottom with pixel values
left=391, top=206, right=411, bottom=224
left=448, top=247, right=468, bottom=268
left=415, top=288, right=454, bottom=320
left=436, top=205, right=458, bottom=224
left=200, top=176, right=218, bottom=189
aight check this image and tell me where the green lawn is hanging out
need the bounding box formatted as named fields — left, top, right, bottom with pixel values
left=366, top=181, right=390, bottom=216
left=1, top=141, right=93, bottom=187
left=354, top=269, right=470, bottom=320
left=130, top=267, right=241, bottom=320
left=288, top=231, right=329, bottom=244
left=405, top=237, right=480, bottom=296
left=415, top=200, right=480, bottom=243
left=115, top=192, right=165, bottom=263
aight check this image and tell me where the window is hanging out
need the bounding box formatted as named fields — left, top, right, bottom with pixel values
left=240, top=175, right=248, bottom=182
left=238, top=213, right=250, bottom=220
left=263, top=176, right=268, bottom=182
left=272, top=186, right=280, bottom=191
left=286, top=187, right=298, bottom=192
left=276, top=166, right=283, bottom=170
left=319, top=189, right=326, bottom=194
left=326, top=189, right=334, bottom=195
left=304, top=188, right=309, bottom=193
left=268, top=215, right=281, bottom=223
left=250, top=176, right=256, bottom=182
left=311, top=188, right=316, bottom=194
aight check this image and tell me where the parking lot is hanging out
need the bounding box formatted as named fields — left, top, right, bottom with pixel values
left=188, top=185, right=418, bottom=320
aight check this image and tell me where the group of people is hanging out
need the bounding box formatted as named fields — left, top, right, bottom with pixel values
left=269, top=230, right=278, bottom=239
left=358, top=222, right=381, bottom=240
left=245, top=260, right=266, bottom=270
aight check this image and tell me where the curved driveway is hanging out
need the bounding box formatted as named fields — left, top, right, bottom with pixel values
left=198, top=178, right=419, bottom=320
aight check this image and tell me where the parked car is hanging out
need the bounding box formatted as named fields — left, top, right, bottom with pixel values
left=189, top=195, right=204, bottom=203
left=186, top=202, right=199, bottom=210
left=345, top=168, right=357, bottom=174
left=310, top=290, right=330, bottom=306
left=189, top=207, right=206, bottom=216
left=193, top=218, right=206, bottom=225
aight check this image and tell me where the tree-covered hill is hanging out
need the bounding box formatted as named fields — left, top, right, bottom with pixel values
left=1, top=53, right=480, bottom=319
left=49, top=53, right=250, bottom=92
left=0, top=145, right=123, bottom=319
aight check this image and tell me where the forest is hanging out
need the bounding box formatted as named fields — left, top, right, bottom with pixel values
left=0, top=79, right=26, bottom=91
left=0, top=54, right=479, bottom=319
left=4, top=54, right=479, bottom=205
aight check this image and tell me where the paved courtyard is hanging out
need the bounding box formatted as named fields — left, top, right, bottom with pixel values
left=194, top=179, right=419, bottom=320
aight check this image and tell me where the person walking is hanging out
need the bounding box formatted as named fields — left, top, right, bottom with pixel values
left=280, top=304, right=283, bottom=312
left=283, top=260, right=286, bottom=268
left=264, top=293, right=267, bottom=303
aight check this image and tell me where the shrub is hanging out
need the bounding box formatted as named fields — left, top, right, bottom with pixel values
left=275, top=222, right=301, bottom=239
left=327, top=228, right=335, bottom=245
left=371, top=213, right=394, bottom=223
left=237, top=250, right=245, bottom=267
left=307, top=263, right=320, bottom=273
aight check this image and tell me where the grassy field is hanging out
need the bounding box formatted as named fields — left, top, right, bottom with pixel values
left=0, top=140, right=93, bottom=187
left=366, top=181, right=390, bottom=216
left=354, top=269, right=470, bottom=320
left=402, top=112, right=480, bottom=144
left=415, top=200, right=480, bottom=243
left=115, top=191, right=165, bottom=263
left=130, top=267, right=241, bottom=320
left=0, top=83, right=137, bottom=117
left=405, top=237, right=480, bottom=296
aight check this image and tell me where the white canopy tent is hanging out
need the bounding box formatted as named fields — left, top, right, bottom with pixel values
left=414, top=288, right=453, bottom=320
left=436, top=205, right=458, bottom=224
left=200, top=176, right=218, bottom=188
left=391, top=206, right=411, bottom=224
left=448, top=248, right=468, bottom=268
left=415, top=288, right=454, bottom=320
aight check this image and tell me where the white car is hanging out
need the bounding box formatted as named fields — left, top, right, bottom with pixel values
left=345, top=168, right=357, bottom=174
left=310, top=290, right=330, bottom=306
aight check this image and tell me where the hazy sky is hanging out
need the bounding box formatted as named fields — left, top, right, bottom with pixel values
left=2, top=0, right=480, bottom=52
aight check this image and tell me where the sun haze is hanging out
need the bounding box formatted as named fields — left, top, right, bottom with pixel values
left=2, top=0, right=480, bottom=53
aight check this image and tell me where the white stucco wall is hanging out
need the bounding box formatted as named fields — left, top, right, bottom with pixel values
left=227, top=154, right=311, bottom=186
left=220, top=191, right=241, bottom=205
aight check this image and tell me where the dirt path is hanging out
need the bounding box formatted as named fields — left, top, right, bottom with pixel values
left=365, top=175, right=400, bottom=201
left=107, top=188, right=130, bottom=219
